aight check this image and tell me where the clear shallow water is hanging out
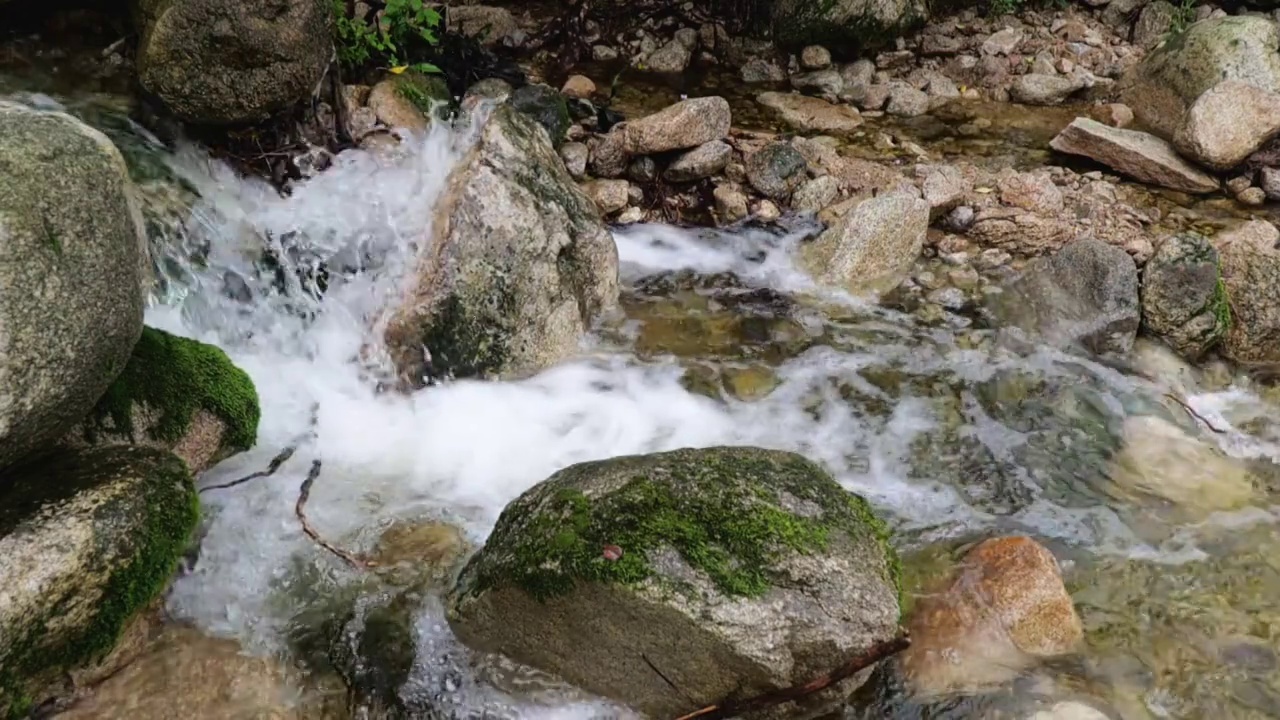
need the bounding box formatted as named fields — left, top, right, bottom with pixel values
left=11, top=89, right=1280, bottom=719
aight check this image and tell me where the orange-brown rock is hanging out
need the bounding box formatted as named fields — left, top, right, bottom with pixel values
left=899, top=536, right=1083, bottom=696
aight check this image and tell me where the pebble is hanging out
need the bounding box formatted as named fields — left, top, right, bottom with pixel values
left=559, top=142, right=589, bottom=180
left=562, top=75, right=596, bottom=100
left=944, top=205, right=975, bottom=232
left=616, top=206, right=644, bottom=224
left=1239, top=187, right=1267, bottom=206
left=754, top=199, right=782, bottom=221
left=976, top=248, right=1013, bottom=269
left=800, top=45, right=833, bottom=70
left=927, top=287, right=968, bottom=310
left=713, top=184, right=749, bottom=223
left=940, top=251, right=972, bottom=266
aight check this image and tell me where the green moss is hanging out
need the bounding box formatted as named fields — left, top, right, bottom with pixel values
left=86, top=326, right=260, bottom=453
left=421, top=274, right=517, bottom=379
left=466, top=448, right=898, bottom=604
left=0, top=448, right=199, bottom=718
left=394, top=72, right=451, bottom=119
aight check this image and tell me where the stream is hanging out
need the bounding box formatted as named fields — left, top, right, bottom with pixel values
left=9, top=72, right=1280, bottom=719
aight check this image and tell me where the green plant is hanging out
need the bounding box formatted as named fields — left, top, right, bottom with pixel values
left=988, top=0, right=1022, bottom=15
left=331, top=0, right=443, bottom=74
left=1169, top=0, right=1198, bottom=35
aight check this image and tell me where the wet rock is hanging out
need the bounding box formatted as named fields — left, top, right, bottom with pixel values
left=644, top=38, right=694, bottom=73
left=1121, top=16, right=1280, bottom=140
left=510, top=83, right=571, bottom=147
left=561, top=74, right=596, bottom=100
left=0, top=447, right=199, bottom=715
left=757, top=91, right=863, bottom=134
left=772, top=0, right=927, bottom=50
left=448, top=447, right=901, bottom=719
left=560, top=141, right=589, bottom=180
left=801, top=45, right=833, bottom=70
left=842, top=59, right=877, bottom=87
left=627, top=156, right=659, bottom=184
left=1050, top=118, right=1219, bottom=194
left=583, top=179, right=630, bottom=215
left=926, top=74, right=960, bottom=101
left=665, top=140, right=732, bottom=182
left=999, top=171, right=1064, bottom=214
left=1226, top=174, right=1254, bottom=196
left=793, top=175, right=841, bottom=212
left=991, top=238, right=1140, bottom=355
left=1220, top=220, right=1280, bottom=363
left=791, top=69, right=845, bottom=100
left=1112, top=414, right=1256, bottom=516
left=900, top=536, right=1082, bottom=696
left=384, top=106, right=618, bottom=384
left=617, top=206, right=644, bottom=224
left=945, top=205, right=976, bottom=232
left=792, top=136, right=906, bottom=194
left=982, top=28, right=1024, bottom=56
left=134, top=0, right=328, bottom=124
left=745, top=142, right=810, bottom=200
left=368, top=72, right=449, bottom=133
left=446, top=4, right=517, bottom=46
left=589, top=130, right=629, bottom=178
left=1132, top=0, right=1175, bottom=50
left=1140, top=233, right=1228, bottom=360
left=1010, top=73, right=1084, bottom=105
left=713, top=184, right=750, bottom=223
left=742, top=57, right=788, bottom=83
left=886, top=85, right=929, bottom=117
left=62, top=327, right=259, bottom=475
left=623, top=96, right=731, bottom=155
left=1174, top=81, right=1280, bottom=171
left=800, top=190, right=931, bottom=294
left=462, top=77, right=512, bottom=106
left=1028, top=701, right=1113, bottom=720
left=918, top=164, right=969, bottom=217
left=968, top=207, right=1075, bottom=256
left=0, top=103, right=144, bottom=470
left=1239, top=186, right=1267, bottom=205
left=927, top=287, right=967, bottom=310
left=1089, top=102, right=1134, bottom=128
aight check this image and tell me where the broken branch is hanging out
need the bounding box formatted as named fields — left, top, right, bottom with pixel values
left=1164, top=392, right=1228, bottom=434
left=199, top=403, right=320, bottom=493
left=671, top=632, right=910, bottom=720
left=295, top=459, right=375, bottom=570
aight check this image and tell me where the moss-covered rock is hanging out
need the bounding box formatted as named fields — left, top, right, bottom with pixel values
left=772, top=0, right=927, bottom=52
left=447, top=446, right=901, bottom=719
left=1140, top=232, right=1229, bottom=361
left=0, top=446, right=199, bottom=718
left=368, top=71, right=452, bottom=133
left=508, top=83, right=570, bottom=148
left=65, top=326, right=260, bottom=474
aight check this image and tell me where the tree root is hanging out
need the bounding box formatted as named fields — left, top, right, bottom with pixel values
left=671, top=632, right=910, bottom=720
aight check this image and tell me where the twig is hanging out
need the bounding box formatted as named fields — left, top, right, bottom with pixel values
left=296, top=459, right=375, bottom=569
left=1164, top=392, right=1228, bottom=434
left=671, top=632, right=910, bottom=720
left=200, top=403, right=321, bottom=493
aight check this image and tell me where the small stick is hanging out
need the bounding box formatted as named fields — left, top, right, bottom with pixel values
left=1164, top=392, right=1228, bottom=434
left=295, top=459, right=374, bottom=570
left=199, top=403, right=320, bottom=494
left=671, top=632, right=910, bottom=720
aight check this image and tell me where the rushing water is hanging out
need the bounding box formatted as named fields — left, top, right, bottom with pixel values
left=11, top=85, right=1280, bottom=719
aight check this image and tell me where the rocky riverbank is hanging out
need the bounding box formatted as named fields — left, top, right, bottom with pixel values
left=5, top=0, right=1280, bottom=718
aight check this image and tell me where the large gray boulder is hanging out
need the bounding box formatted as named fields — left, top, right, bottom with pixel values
left=1120, top=16, right=1280, bottom=141
left=799, top=190, right=930, bottom=294
left=134, top=0, right=331, bottom=124
left=448, top=446, right=901, bottom=719
left=1140, top=233, right=1229, bottom=361
left=1219, top=220, right=1280, bottom=363
left=990, top=239, right=1140, bottom=356
left=1049, top=118, right=1219, bottom=194
left=773, top=0, right=927, bottom=51
left=384, top=106, right=619, bottom=385
left=0, top=103, right=145, bottom=471
left=0, top=446, right=199, bottom=717
left=1172, top=81, right=1280, bottom=171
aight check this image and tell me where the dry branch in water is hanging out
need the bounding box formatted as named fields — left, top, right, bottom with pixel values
left=1164, top=393, right=1228, bottom=434
left=199, top=402, right=320, bottom=493
left=296, top=459, right=375, bottom=570
left=671, top=632, right=911, bottom=720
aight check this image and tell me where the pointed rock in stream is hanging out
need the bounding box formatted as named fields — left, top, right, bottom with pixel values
left=383, top=105, right=620, bottom=385
left=1049, top=118, right=1219, bottom=194
left=799, top=190, right=930, bottom=294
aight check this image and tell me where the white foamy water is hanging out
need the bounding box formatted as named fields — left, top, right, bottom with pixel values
left=111, top=106, right=1280, bottom=715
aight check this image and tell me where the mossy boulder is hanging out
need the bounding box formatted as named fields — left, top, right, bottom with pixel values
left=383, top=105, right=619, bottom=385
left=772, top=0, right=927, bottom=52
left=447, top=446, right=901, bottom=719
left=0, top=446, right=199, bottom=718
left=0, top=102, right=145, bottom=472
left=368, top=71, right=452, bottom=133
left=1218, top=220, right=1280, bottom=363
left=62, top=326, right=260, bottom=474
left=1140, top=232, right=1229, bottom=361
left=508, top=83, right=570, bottom=148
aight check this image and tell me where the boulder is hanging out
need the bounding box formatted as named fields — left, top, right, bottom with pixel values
left=773, top=0, right=927, bottom=51
left=1049, top=118, right=1219, bottom=194
left=444, top=5, right=517, bottom=46
left=1140, top=233, right=1229, bottom=360
left=998, top=171, right=1065, bottom=214
left=799, top=190, right=930, bottom=294
left=757, top=91, right=863, bottom=134
left=791, top=69, right=845, bottom=101
left=448, top=446, right=901, bottom=719
left=383, top=106, right=619, bottom=384
left=0, top=446, right=199, bottom=716
left=1110, top=415, right=1256, bottom=516
left=622, top=97, right=731, bottom=155
left=368, top=71, right=450, bottom=133
left=745, top=142, right=810, bottom=200
left=664, top=140, right=733, bottom=182
left=801, top=45, right=833, bottom=70
left=0, top=103, right=145, bottom=471
left=885, top=85, right=929, bottom=117
left=1120, top=16, right=1280, bottom=140
left=1219, top=220, right=1280, bottom=363
left=583, top=179, right=630, bottom=215
left=1131, top=0, right=1175, bottom=50
left=561, top=75, right=596, bottom=100
left=990, top=239, right=1140, bottom=355
left=1010, top=74, right=1084, bottom=105
left=1173, top=81, right=1280, bottom=171
left=134, top=0, right=330, bottom=124
left=899, top=536, right=1082, bottom=696
left=792, top=175, right=841, bottom=212
left=509, top=83, right=571, bottom=148
left=644, top=39, right=693, bottom=74
left=61, top=327, right=261, bottom=475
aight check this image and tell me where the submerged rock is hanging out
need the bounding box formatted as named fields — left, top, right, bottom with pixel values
left=757, top=91, right=863, bottom=134
left=1120, top=16, right=1280, bottom=141
left=1110, top=415, right=1256, bottom=517
left=1140, top=233, right=1228, bottom=361
left=62, top=327, right=260, bottom=475
left=1050, top=118, right=1219, bottom=194
left=772, top=0, right=926, bottom=51
left=134, top=0, right=330, bottom=124
left=800, top=190, right=931, bottom=294
left=448, top=446, right=901, bottom=719
left=745, top=142, right=810, bottom=200
left=899, top=536, right=1083, bottom=696
left=1219, top=220, right=1280, bottom=363
left=383, top=105, right=619, bottom=384
left=0, top=447, right=199, bottom=716
left=990, top=239, right=1140, bottom=356
left=1173, top=81, right=1280, bottom=171
left=0, top=102, right=145, bottom=471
